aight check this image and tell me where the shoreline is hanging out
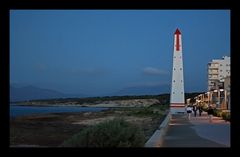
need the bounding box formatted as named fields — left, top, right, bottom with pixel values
left=10, top=106, right=168, bottom=147
left=12, top=103, right=148, bottom=108
left=12, top=97, right=161, bottom=108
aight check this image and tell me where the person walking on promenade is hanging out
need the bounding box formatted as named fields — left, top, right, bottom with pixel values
left=193, top=105, right=197, bottom=117
left=207, top=105, right=214, bottom=123
left=198, top=105, right=203, bottom=116
left=186, top=105, right=192, bottom=120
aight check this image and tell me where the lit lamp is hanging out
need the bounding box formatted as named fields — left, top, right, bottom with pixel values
left=224, top=90, right=227, bottom=110
left=219, top=89, right=224, bottom=109
left=210, top=91, right=213, bottom=106
left=207, top=92, right=210, bottom=106
left=213, top=90, right=218, bottom=108
left=196, top=100, right=199, bottom=106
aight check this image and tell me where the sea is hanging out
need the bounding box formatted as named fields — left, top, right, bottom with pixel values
left=10, top=104, right=109, bottom=118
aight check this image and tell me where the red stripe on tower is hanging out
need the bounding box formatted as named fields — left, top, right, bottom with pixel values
left=175, top=28, right=181, bottom=51
left=170, top=103, right=185, bottom=107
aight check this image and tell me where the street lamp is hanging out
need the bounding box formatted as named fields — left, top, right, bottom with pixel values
left=213, top=90, right=218, bottom=108
left=219, top=89, right=224, bottom=109
left=196, top=100, right=199, bottom=106
left=207, top=92, right=210, bottom=106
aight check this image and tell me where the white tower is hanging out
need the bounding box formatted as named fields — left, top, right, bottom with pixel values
left=170, top=28, right=185, bottom=114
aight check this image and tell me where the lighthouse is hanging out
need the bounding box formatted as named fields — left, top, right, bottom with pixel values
left=170, top=28, right=185, bottom=114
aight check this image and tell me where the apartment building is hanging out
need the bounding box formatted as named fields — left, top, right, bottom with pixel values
left=208, top=56, right=230, bottom=91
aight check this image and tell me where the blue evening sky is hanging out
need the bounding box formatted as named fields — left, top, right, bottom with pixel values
left=10, top=10, right=230, bottom=96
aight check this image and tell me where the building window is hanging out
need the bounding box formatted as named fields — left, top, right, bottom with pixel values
left=174, top=68, right=175, bottom=70
left=220, top=64, right=222, bottom=66
left=173, top=92, right=175, bottom=94
left=181, top=92, right=183, bottom=94
left=220, top=70, right=222, bottom=72
left=173, top=80, right=175, bottom=82
left=180, top=68, right=182, bottom=70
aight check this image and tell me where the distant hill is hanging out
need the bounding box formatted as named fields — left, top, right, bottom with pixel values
left=10, top=83, right=203, bottom=103
left=10, top=85, right=87, bottom=102
left=114, top=84, right=170, bottom=96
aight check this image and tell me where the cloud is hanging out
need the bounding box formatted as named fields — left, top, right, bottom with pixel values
left=143, top=67, right=168, bottom=75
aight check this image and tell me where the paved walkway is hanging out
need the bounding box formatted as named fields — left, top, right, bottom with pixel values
left=161, top=112, right=230, bottom=147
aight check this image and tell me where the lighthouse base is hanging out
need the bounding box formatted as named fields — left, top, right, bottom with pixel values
left=170, top=103, right=186, bottom=114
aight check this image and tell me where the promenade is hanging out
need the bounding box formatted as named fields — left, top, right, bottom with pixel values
left=161, top=112, right=230, bottom=147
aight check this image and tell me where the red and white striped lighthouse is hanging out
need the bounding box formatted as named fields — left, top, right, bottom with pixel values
left=170, top=28, right=185, bottom=114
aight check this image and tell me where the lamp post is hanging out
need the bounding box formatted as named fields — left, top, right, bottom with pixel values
left=219, top=89, right=224, bottom=109
left=213, top=90, right=218, bottom=108
left=202, top=94, right=204, bottom=105
left=210, top=91, right=213, bottom=106
left=224, top=90, right=227, bottom=110
left=205, top=92, right=208, bottom=106
left=207, top=92, right=210, bottom=107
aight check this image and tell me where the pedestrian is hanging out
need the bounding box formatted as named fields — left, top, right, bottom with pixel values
left=207, top=105, right=214, bottom=123
left=186, top=105, right=192, bottom=120
left=193, top=105, right=197, bottom=117
left=198, top=106, right=203, bottom=116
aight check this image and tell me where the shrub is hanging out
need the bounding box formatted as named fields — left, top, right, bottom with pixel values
left=61, top=118, right=145, bottom=147
left=222, top=112, right=230, bottom=121
left=134, top=107, right=155, bottom=116
left=127, top=105, right=167, bottom=117
left=202, top=105, right=209, bottom=112
left=213, top=109, right=222, bottom=117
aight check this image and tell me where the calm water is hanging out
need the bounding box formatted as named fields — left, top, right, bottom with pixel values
left=10, top=104, right=108, bottom=118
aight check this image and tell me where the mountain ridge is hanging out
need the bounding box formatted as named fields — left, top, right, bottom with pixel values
left=10, top=85, right=88, bottom=102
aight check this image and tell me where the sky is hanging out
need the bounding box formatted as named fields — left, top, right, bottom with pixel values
left=10, top=10, right=230, bottom=96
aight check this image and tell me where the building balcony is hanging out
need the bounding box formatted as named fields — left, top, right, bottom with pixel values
left=209, top=77, right=219, bottom=80
left=208, top=70, right=218, bottom=74
left=208, top=64, right=219, bottom=68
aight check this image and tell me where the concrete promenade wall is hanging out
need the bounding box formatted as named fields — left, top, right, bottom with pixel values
left=144, top=112, right=171, bottom=147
